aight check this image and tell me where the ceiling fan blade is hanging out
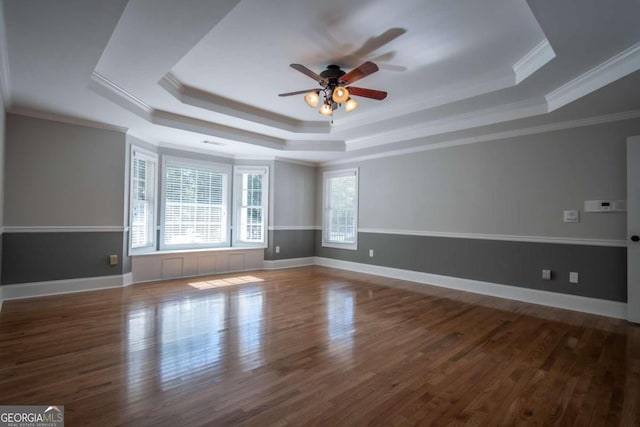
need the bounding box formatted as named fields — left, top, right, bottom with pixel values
left=348, top=86, right=387, bottom=100
left=278, top=89, right=320, bottom=97
left=340, top=61, right=379, bottom=85
left=290, top=64, right=328, bottom=84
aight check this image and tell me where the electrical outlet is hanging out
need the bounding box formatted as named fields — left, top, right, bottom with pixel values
left=109, top=254, right=118, bottom=266
left=275, top=246, right=280, bottom=254
left=569, top=272, right=579, bottom=284
left=369, top=249, right=374, bottom=257
left=542, top=269, right=551, bottom=280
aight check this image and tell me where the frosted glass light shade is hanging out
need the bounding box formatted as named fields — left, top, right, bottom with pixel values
left=332, top=86, right=350, bottom=104
left=304, top=91, right=320, bottom=108
left=319, top=103, right=333, bottom=116
left=345, top=98, right=359, bottom=112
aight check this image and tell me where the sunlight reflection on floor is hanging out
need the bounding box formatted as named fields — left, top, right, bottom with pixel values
left=188, top=275, right=264, bottom=289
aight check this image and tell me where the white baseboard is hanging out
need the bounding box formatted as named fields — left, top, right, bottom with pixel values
left=263, top=257, right=316, bottom=270
left=314, top=257, right=627, bottom=320
left=0, top=273, right=133, bottom=303
left=0, top=257, right=627, bottom=320
left=123, top=272, right=133, bottom=287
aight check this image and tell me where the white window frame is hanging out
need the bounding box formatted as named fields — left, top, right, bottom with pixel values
left=233, top=165, right=269, bottom=247
left=160, top=156, right=232, bottom=250
left=129, top=145, right=158, bottom=254
left=322, top=168, right=359, bottom=250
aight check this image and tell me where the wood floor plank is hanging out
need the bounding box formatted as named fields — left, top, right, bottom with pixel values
left=0, top=266, right=637, bottom=426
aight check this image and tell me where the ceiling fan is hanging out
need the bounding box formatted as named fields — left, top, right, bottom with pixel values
left=279, top=61, right=387, bottom=117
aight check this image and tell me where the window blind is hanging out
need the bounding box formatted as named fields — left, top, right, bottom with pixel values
left=130, top=150, right=157, bottom=250
left=163, top=162, right=228, bottom=247
left=234, top=167, right=268, bottom=246
left=323, top=169, right=358, bottom=249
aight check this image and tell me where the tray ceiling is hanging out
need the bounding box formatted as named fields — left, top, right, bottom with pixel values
left=2, top=0, right=640, bottom=163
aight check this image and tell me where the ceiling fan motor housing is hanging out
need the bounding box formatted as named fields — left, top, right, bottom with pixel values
left=319, top=65, right=346, bottom=82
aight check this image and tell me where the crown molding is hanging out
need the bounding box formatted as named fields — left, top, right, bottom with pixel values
left=91, top=71, right=346, bottom=152
left=0, top=2, right=11, bottom=108
left=89, top=37, right=640, bottom=158
left=325, top=109, right=640, bottom=166
left=346, top=98, right=547, bottom=151
left=8, top=106, right=129, bottom=133
left=334, top=70, right=517, bottom=133
left=284, top=139, right=345, bottom=152
left=160, top=73, right=331, bottom=134
left=546, top=40, right=640, bottom=111
left=90, top=71, right=153, bottom=115
left=513, top=39, right=556, bottom=84
left=274, top=156, right=317, bottom=167
left=155, top=140, right=236, bottom=159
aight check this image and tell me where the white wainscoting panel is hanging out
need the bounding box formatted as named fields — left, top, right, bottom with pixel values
left=131, top=248, right=264, bottom=284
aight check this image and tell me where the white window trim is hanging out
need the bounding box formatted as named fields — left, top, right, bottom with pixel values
left=232, top=165, right=269, bottom=248
left=322, top=167, right=359, bottom=250
left=128, top=145, right=158, bottom=255
left=159, top=156, right=232, bottom=251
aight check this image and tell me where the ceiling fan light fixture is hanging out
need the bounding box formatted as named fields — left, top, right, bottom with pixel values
left=319, top=103, right=333, bottom=116
left=332, top=86, right=350, bottom=104
left=304, top=91, right=320, bottom=108
left=345, top=97, right=359, bottom=112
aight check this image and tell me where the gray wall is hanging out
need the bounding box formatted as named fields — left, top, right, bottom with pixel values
left=266, top=160, right=316, bottom=260
left=272, top=160, right=316, bottom=228
left=5, top=114, right=125, bottom=226
left=0, top=98, right=5, bottom=282
left=2, top=232, right=125, bottom=284
left=316, top=119, right=640, bottom=301
left=2, top=114, right=127, bottom=284
left=315, top=232, right=627, bottom=302
left=319, top=120, right=640, bottom=239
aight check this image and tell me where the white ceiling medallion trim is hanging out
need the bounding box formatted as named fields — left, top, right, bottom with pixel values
left=3, top=226, right=126, bottom=233
left=8, top=107, right=129, bottom=133
left=325, top=109, right=640, bottom=166
left=161, top=73, right=331, bottom=134
left=357, top=228, right=626, bottom=247
left=513, top=39, right=556, bottom=84
left=546, top=40, right=640, bottom=111
left=0, top=2, right=11, bottom=108
left=90, top=72, right=153, bottom=115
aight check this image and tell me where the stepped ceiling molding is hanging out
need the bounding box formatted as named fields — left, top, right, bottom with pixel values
left=2, top=0, right=640, bottom=163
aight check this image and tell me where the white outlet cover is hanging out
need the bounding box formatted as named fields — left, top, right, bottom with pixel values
left=563, top=210, right=579, bottom=223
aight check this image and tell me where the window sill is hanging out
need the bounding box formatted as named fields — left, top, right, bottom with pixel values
left=321, top=242, right=358, bottom=250
left=131, top=246, right=265, bottom=257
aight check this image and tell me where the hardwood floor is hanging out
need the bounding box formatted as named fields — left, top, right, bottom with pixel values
left=1, top=266, right=638, bottom=426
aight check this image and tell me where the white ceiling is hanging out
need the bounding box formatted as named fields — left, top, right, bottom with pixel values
left=2, top=0, right=640, bottom=164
